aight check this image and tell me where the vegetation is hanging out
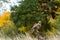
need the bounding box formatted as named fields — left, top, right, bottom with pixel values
left=10, top=0, right=60, bottom=37
left=0, top=11, right=17, bottom=37
left=0, top=0, right=60, bottom=39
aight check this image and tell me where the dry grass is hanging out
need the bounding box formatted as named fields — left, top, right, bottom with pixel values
left=0, top=33, right=60, bottom=40
left=0, top=33, right=37, bottom=40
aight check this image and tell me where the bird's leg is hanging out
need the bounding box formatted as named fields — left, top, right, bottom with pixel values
left=35, top=30, right=45, bottom=40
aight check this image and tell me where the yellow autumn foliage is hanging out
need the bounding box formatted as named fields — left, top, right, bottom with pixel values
left=46, top=27, right=58, bottom=37
left=55, top=7, right=60, bottom=14
left=1, top=11, right=10, bottom=20
left=55, top=6, right=58, bottom=8
left=0, top=11, right=11, bottom=27
left=18, top=26, right=26, bottom=32
left=0, top=23, right=4, bottom=27
left=51, top=19, right=56, bottom=24
left=46, top=31, right=54, bottom=37
left=47, top=15, right=51, bottom=20
left=48, top=18, right=57, bottom=24
left=55, top=11, right=60, bottom=14
left=54, top=0, right=60, bottom=2
left=49, top=6, right=60, bottom=15
left=52, top=27, right=58, bottom=33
